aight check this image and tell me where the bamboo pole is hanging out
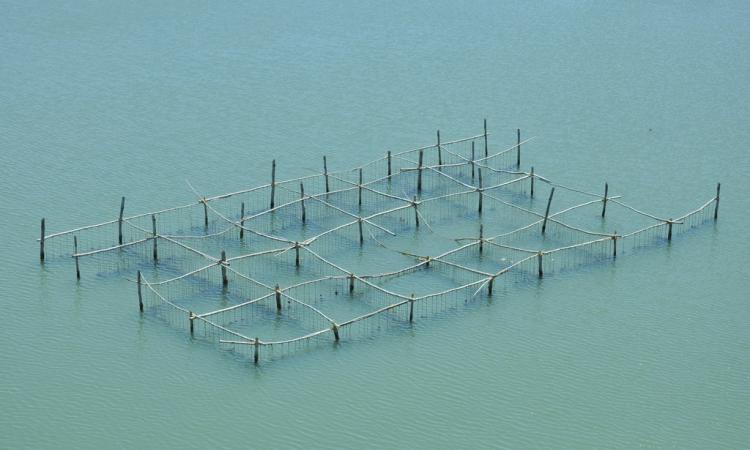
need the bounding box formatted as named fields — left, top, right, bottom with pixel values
left=332, top=323, right=340, bottom=341
left=714, top=182, right=720, bottom=220
left=358, top=218, right=364, bottom=245
left=542, top=188, right=555, bottom=235
left=118, top=197, right=125, bottom=245
left=270, top=159, right=276, bottom=209
left=437, top=130, right=442, bottom=166
left=409, top=294, right=414, bottom=322
left=300, top=183, right=306, bottom=224
left=479, top=224, right=484, bottom=254
left=516, top=128, right=521, bottom=168
left=221, top=250, right=228, bottom=286
left=413, top=196, right=419, bottom=228
left=295, top=242, right=300, bottom=267
left=530, top=167, right=535, bottom=197
left=602, top=182, right=609, bottom=217
left=73, top=235, right=80, bottom=280
left=323, top=156, right=329, bottom=193
left=358, top=168, right=363, bottom=207
left=151, top=214, right=158, bottom=260
left=240, top=202, right=245, bottom=239
left=137, top=270, right=143, bottom=312
left=483, top=119, right=488, bottom=158
left=349, top=273, right=355, bottom=293
left=387, top=151, right=392, bottom=178
left=538, top=251, right=544, bottom=278
left=477, top=168, right=483, bottom=214
left=613, top=231, right=617, bottom=258
left=189, top=311, right=194, bottom=335
left=40, top=218, right=45, bottom=261
left=417, top=149, right=424, bottom=193
left=667, top=219, right=673, bottom=241
left=203, top=199, right=208, bottom=229
left=254, top=338, right=260, bottom=364
left=275, top=284, right=282, bottom=311
left=488, top=276, right=494, bottom=296
left=471, top=141, right=476, bottom=182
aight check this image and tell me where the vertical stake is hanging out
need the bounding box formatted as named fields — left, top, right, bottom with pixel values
left=40, top=218, right=45, bottom=261
left=270, top=159, right=276, bottom=209
left=417, top=149, right=423, bottom=193
left=323, top=156, right=329, bottom=193
left=73, top=235, right=80, bottom=280
left=530, top=167, right=535, bottom=197
left=516, top=128, right=521, bottom=168
left=118, top=196, right=125, bottom=245
left=409, top=294, right=415, bottom=322
left=387, top=151, right=392, bottom=178
left=358, top=218, right=364, bottom=246
left=349, top=273, right=355, bottom=293
left=437, top=130, right=442, bottom=166
left=240, top=202, right=245, bottom=239
left=332, top=323, right=340, bottom=341
left=359, top=167, right=362, bottom=208
left=203, top=199, right=208, bottom=229
left=613, top=231, right=618, bottom=258
left=137, top=270, right=144, bottom=312
left=479, top=224, right=484, bottom=254
left=275, top=284, right=282, bottom=311
left=542, top=188, right=555, bottom=235
left=477, top=168, right=483, bottom=215
left=413, top=196, right=419, bottom=228
left=538, top=252, right=544, bottom=278
left=483, top=118, right=488, bottom=158
left=151, top=214, right=158, bottom=260
left=488, top=276, right=494, bottom=296
left=602, top=182, right=609, bottom=217
left=471, top=141, right=476, bottom=182
left=254, top=337, right=260, bottom=364
left=300, top=183, right=306, bottom=224
left=667, top=219, right=673, bottom=241
left=714, top=182, right=721, bottom=220
left=221, top=250, right=228, bottom=287
left=295, top=242, right=300, bottom=267
left=189, top=311, right=194, bottom=335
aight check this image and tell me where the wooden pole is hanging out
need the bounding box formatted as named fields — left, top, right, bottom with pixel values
left=413, top=196, right=419, bottom=228
left=477, top=168, right=483, bottom=214
left=542, top=188, right=555, bottom=235
left=275, top=284, right=282, bottom=311
left=270, top=159, right=276, bottom=209
left=417, top=149, right=423, bottom=193
left=332, top=323, right=340, bottom=341
left=300, top=183, right=306, bottom=224
left=40, top=218, right=45, bottom=261
left=323, top=156, right=329, bottom=193
left=471, top=141, right=476, bottom=182
left=137, top=270, right=144, bottom=312
left=151, top=214, right=158, bottom=260
left=203, top=199, right=208, bottom=229
left=189, top=311, right=194, bottom=335
left=409, top=293, right=414, bottom=322
left=516, top=128, right=521, bottom=168
left=667, top=219, right=673, bottom=241
left=483, top=119, right=488, bottom=158
left=488, top=276, right=494, bottom=296
left=118, top=196, right=125, bottom=245
left=295, top=242, right=300, bottom=267
left=254, top=338, right=260, bottom=364
left=601, top=182, right=609, bottom=217
left=437, top=130, right=442, bottom=166
left=714, top=182, right=721, bottom=220
left=387, top=151, right=392, bottom=178
left=221, top=250, right=228, bottom=286
left=358, top=218, right=364, bottom=246
left=530, top=167, right=535, bottom=197
left=613, top=231, right=617, bottom=258
left=73, top=235, right=80, bottom=280
left=479, top=224, right=484, bottom=254
left=538, top=251, right=544, bottom=278
left=349, top=273, right=355, bottom=293
left=239, top=202, right=245, bottom=239
left=358, top=167, right=362, bottom=208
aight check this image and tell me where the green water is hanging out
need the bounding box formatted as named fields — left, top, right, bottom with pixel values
left=2, top=1, right=749, bottom=448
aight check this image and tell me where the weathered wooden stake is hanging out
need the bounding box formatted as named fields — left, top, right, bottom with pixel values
left=203, top=199, right=208, bottom=229
left=118, top=196, right=125, bottom=245
left=477, top=168, right=483, bottom=214
left=73, top=236, right=80, bottom=280
left=413, top=196, right=419, bottom=228
left=437, top=130, right=442, bottom=166
left=299, top=183, right=306, bottom=224
left=358, top=218, right=364, bottom=246
left=714, top=182, right=721, bottom=220
left=239, top=202, right=245, bottom=239
left=471, top=141, right=476, bottom=181
left=417, top=149, right=424, bottom=193
left=613, top=231, right=618, bottom=258
left=137, top=270, right=144, bottom=312
left=667, top=219, right=673, bottom=241
left=221, top=250, right=228, bottom=286
left=40, top=218, right=45, bottom=261
left=601, top=182, right=609, bottom=217
left=516, top=128, right=521, bottom=168
left=270, top=159, right=276, bottom=209
left=409, top=294, right=415, bottom=322
left=332, top=323, right=340, bottom=341
left=275, top=284, right=282, bottom=311
left=323, top=156, right=329, bottom=193
left=358, top=167, right=362, bottom=207
left=479, top=224, right=484, bottom=254
left=349, top=273, right=355, bottom=293
left=542, top=188, right=555, bottom=235
left=151, top=214, right=158, bottom=260
left=530, top=167, right=535, bottom=197
left=483, top=119, right=488, bottom=158
left=295, top=242, right=300, bottom=267
left=387, top=151, right=392, bottom=178
left=254, top=338, right=260, bottom=364
left=488, top=277, right=494, bottom=296
left=189, top=311, right=194, bottom=335
left=538, top=252, right=544, bottom=278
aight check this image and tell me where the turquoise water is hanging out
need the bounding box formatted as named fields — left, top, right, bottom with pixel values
left=2, top=1, right=750, bottom=448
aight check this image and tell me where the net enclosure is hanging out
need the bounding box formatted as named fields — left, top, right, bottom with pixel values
left=38, top=123, right=721, bottom=364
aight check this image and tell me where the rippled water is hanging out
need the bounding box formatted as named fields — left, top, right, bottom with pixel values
left=2, top=1, right=749, bottom=448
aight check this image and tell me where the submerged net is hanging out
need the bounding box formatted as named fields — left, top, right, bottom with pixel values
left=38, top=125, right=720, bottom=364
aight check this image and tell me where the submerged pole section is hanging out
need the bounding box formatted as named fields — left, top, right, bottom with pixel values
left=483, top=119, right=488, bottom=158
left=602, top=182, right=609, bottom=217
left=137, top=270, right=143, bottom=312
left=118, top=196, right=126, bottom=245
left=542, top=187, right=555, bottom=235
left=538, top=251, right=544, bottom=278
left=417, top=149, right=424, bottom=194
left=221, top=250, right=228, bottom=286
left=73, top=235, right=80, bottom=280
left=516, top=128, right=521, bottom=168
left=714, top=182, right=721, bottom=220
left=387, top=151, right=392, bottom=178
left=358, top=168, right=363, bottom=207
left=437, top=130, right=442, bottom=166
left=300, top=183, right=306, bottom=224
left=240, top=202, right=245, bottom=239
left=323, top=156, right=329, bottom=193
left=40, top=218, right=45, bottom=261
left=270, top=159, right=276, bottom=209
left=471, top=141, right=476, bottom=182
left=530, top=167, right=535, bottom=197
left=151, top=214, right=158, bottom=260
left=477, top=168, right=483, bottom=215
